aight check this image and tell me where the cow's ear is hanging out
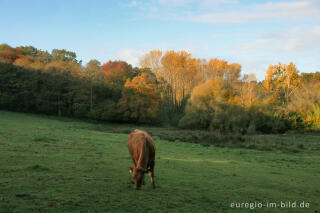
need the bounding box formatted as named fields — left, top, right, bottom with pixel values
left=128, top=167, right=133, bottom=173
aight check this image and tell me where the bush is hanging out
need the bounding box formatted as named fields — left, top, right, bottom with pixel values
left=179, top=102, right=296, bottom=134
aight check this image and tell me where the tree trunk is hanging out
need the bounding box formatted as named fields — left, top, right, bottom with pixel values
left=90, top=85, right=93, bottom=111
left=58, top=95, right=61, bottom=117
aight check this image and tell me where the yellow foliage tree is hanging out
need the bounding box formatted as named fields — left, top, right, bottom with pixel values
left=288, top=81, right=320, bottom=127
left=205, top=59, right=241, bottom=83
left=140, top=50, right=205, bottom=108
left=118, top=73, right=161, bottom=123
left=264, top=62, right=301, bottom=105
left=190, top=77, right=240, bottom=112
left=139, top=50, right=162, bottom=76
left=238, top=73, right=259, bottom=107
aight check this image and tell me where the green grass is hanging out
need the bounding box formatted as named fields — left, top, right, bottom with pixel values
left=0, top=110, right=319, bottom=212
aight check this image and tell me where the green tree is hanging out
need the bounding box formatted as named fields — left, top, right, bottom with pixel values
left=0, top=43, right=12, bottom=52
left=84, top=60, right=104, bottom=111
left=18, top=45, right=38, bottom=57
left=51, top=49, right=77, bottom=62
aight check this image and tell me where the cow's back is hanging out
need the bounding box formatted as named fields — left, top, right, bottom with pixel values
left=127, top=129, right=155, bottom=168
left=144, top=131, right=156, bottom=159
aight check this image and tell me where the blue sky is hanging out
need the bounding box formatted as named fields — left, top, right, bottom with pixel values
left=1, top=0, right=319, bottom=80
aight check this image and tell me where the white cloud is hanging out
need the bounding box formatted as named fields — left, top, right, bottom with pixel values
left=126, top=0, right=320, bottom=23
left=231, top=26, right=320, bottom=80
left=157, top=0, right=193, bottom=5
left=124, top=0, right=239, bottom=20
left=191, top=0, right=320, bottom=23
left=156, top=0, right=236, bottom=6
left=234, top=26, right=320, bottom=54
left=124, top=0, right=142, bottom=7
left=117, top=48, right=147, bottom=67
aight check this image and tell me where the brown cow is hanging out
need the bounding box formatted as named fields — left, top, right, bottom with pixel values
left=127, top=129, right=156, bottom=190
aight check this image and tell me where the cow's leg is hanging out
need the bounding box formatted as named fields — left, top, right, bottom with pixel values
left=148, top=160, right=155, bottom=189
left=129, top=159, right=137, bottom=184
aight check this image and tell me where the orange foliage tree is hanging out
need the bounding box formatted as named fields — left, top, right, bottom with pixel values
left=140, top=50, right=205, bottom=110
left=101, top=61, right=134, bottom=91
left=238, top=73, right=260, bottom=107
left=118, top=73, right=161, bottom=123
left=264, top=62, right=301, bottom=105
left=0, top=48, right=23, bottom=63
left=288, top=81, right=320, bottom=127
left=205, top=59, right=241, bottom=83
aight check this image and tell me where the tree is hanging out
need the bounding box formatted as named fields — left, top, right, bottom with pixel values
left=0, top=48, right=22, bottom=63
left=13, top=55, right=34, bottom=68
left=84, top=60, right=104, bottom=111
left=179, top=78, right=247, bottom=132
left=18, top=45, right=39, bottom=57
left=288, top=81, right=320, bottom=127
left=264, top=62, right=301, bottom=105
left=159, top=50, right=205, bottom=109
left=51, top=49, right=77, bottom=62
left=45, top=59, right=81, bottom=74
left=0, top=43, right=12, bottom=52
left=238, top=73, right=259, bottom=107
left=205, top=58, right=228, bottom=80
left=118, top=73, right=161, bottom=123
left=101, top=60, right=134, bottom=94
left=301, top=72, right=320, bottom=83
left=139, top=50, right=163, bottom=76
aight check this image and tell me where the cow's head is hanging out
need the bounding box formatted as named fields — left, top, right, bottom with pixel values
left=128, top=167, right=147, bottom=189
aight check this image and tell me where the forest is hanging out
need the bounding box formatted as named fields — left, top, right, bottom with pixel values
left=0, top=43, right=319, bottom=134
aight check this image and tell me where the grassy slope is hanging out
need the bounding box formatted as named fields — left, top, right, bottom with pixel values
left=0, top=111, right=319, bottom=212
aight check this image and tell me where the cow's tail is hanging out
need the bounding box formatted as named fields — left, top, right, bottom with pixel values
left=137, top=137, right=147, bottom=169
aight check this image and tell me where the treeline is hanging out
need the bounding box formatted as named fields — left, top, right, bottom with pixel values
left=0, top=44, right=319, bottom=134
left=0, top=44, right=161, bottom=124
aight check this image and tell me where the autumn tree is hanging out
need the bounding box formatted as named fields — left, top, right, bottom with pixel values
left=141, top=50, right=205, bottom=110
left=205, top=58, right=227, bottom=80
left=238, top=73, right=259, bottom=107
left=139, top=50, right=162, bottom=76
left=288, top=81, right=320, bottom=127
left=118, top=73, right=161, bottom=123
left=204, top=59, right=240, bottom=82
left=0, top=47, right=22, bottom=63
left=8, top=46, right=52, bottom=69
left=264, top=62, right=301, bottom=105
left=179, top=78, right=249, bottom=132
left=13, top=55, right=34, bottom=68
left=101, top=60, right=134, bottom=91
left=301, top=72, right=320, bottom=83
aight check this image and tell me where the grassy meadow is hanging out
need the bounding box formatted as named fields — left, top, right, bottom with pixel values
left=0, top=110, right=319, bottom=212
